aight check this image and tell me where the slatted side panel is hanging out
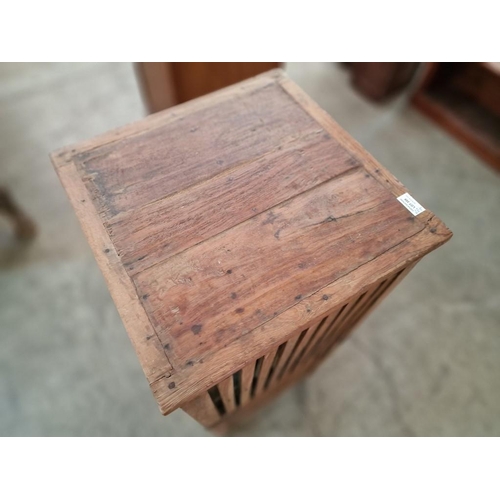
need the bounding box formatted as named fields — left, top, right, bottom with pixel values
left=302, top=265, right=417, bottom=371
left=181, top=266, right=413, bottom=427
left=180, top=322, right=320, bottom=426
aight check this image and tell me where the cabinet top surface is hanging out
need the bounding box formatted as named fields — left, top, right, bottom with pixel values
left=51, top=70, right=451, bottom=414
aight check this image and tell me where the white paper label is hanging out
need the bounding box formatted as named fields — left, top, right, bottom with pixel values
left=397, top=192, right=425, bottom=216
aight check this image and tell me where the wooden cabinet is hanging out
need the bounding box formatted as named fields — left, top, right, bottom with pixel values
left=412, top=63, right=500, bottom=171
left=346, top=62, right=419, bottom=101
left=136, top=62, right=280, bottom=113
left=51, top=70, right=451, bottom=432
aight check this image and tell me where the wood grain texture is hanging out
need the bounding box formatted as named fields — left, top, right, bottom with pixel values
left=152, top=216, right=450, bottom=415
left=51, top=158, right=173, bottom=384
left=239, top=362, right=255, bottom=407
left=135, top=168, right=424, bottom=366
left=107, top=129, right=354, bottom=275
left=51, top=69, right=452, bottom=419
left=254, top=346, right=279, bottom=397
left=267, top=334, right=302, bottom=387
left=79, top=81, right=318, bottom=217
left=218, top=375, right=236, bottom=414
left=200, top=265, right=417, bottom=430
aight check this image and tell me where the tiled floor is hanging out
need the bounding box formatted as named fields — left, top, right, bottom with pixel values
left=1, top=63, right=499, bottom=436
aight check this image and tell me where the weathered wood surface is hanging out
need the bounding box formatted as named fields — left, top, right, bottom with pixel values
left=51, top=69, right=452, bottom=417
left=78, top=82, right=319, bottom=217
left=135, top=167, right=424, bottom=366
left=107, top=130, right=354, bottom=275
left=218, top=375, right=237, bottom=414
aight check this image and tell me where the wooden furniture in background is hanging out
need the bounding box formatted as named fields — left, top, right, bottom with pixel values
left=136, top=62, right=280, bottom=113
left=412, top=63, right=500, bottom=171
left=51, top=70, right=451, bottom=432
left=346, top=62, right=419, bottom=101
left=0, top=187, right=36, bottom=240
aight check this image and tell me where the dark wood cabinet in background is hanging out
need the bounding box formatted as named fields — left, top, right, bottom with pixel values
left=136, top=62, right=280, bottom=113
left=346, top=62, right=419, bottom=101
left=412, top=62, right=500, bottom=171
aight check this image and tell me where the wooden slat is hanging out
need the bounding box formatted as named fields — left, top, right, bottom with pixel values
left=254, top=346, right=280, bottom=397
left=79, top=81, right=319, bottom=218
left=52, top=161, right=173, bottom=384
left=54, top=71, right=283, bottom=163
left=336, top=263, right=419, bottom=346
left=267, top=334, right=302, bottom=388
left=107, top=129, right=354, bottom=275
left=347, top=276, right=400, bottom=323
left=306, top=303, right=348, bottom=357
left=280, top=75, right=416, bottom=206
left=313, top=285, right=380, bottom=358
left=181, top=391, right=221, bottom=428
left=218, top=375, right=236, bottom=414
left=282, top=320, right=322, bottom=378
left=301, top=300, right=364, bottom=375
left=305, top=288, right=373, bottom=365
left=288, top=317, right=328, bottom=373
left=312, top=293, right=364, bottom=352
left=239, top=362, right=255, bottom=406
left=297, top=309, right=343, bottom=365
left=332, top=281, right=383, bottom=335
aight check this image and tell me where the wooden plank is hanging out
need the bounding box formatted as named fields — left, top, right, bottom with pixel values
left=306, top=303, right=349, bottom=357
left=298, top=309, right=342, bottom=365
left=336, top=263, right=419, bottom=346
left=107, top=129, right=356, bottom=275
left=288, top=317, right=329, bottom=373
left=53, top=70, right=284, bottom=168
left=181, top=391, right=221, bottom=428
left=331, top=280, right=383, bottom=336
left=302, top=291, right=364, bottom=360
left=278, top=74, right=453, bottom=233
left=336, top=274, right=403, bottom=346
left=77, top=80, right=319, bottom=218
left=282, top=320, right=322, bottom=377
left=313, top=269, right=408, bottom=361
left=266, top=334, right=302, bottom=388
left=218, top=375, right=236, bottom=414
left=135, top=168, right=425, bottom=367
left=306, top=284, right=384, bottom=364
left=239, top=362, right=255, bottom=406
left=254, top=346, right=279, bottom=397
left=50, top=159, right=173, bottom=384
